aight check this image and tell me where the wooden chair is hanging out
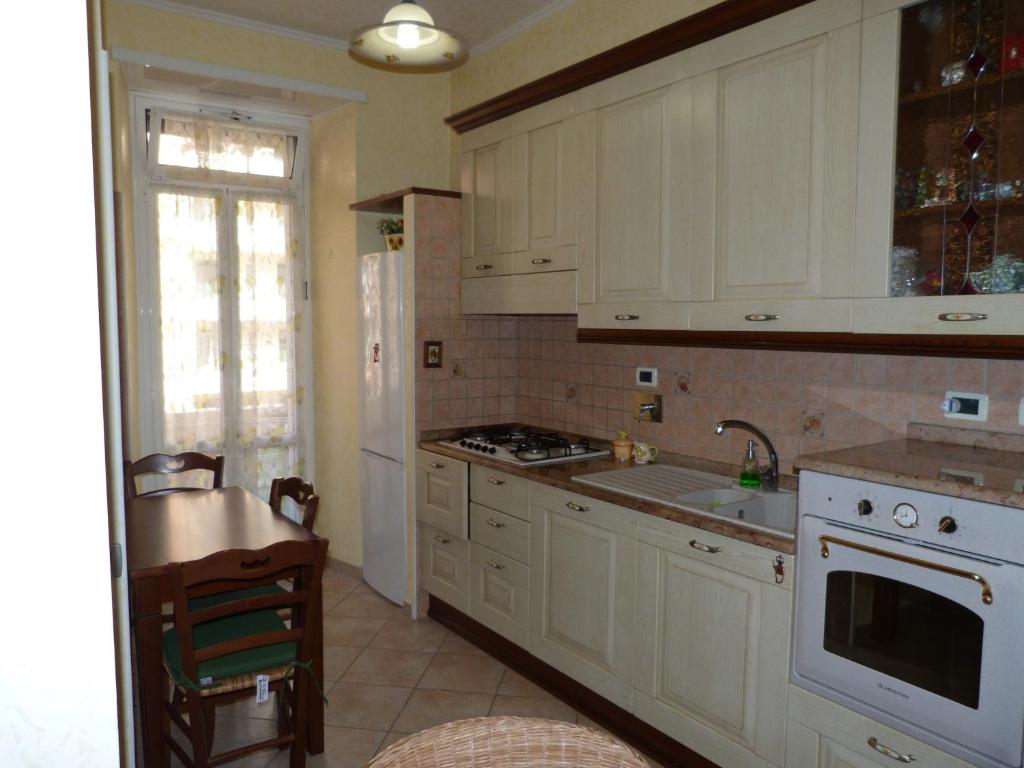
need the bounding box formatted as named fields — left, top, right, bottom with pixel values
left=124, top=452, right=225, bottom=500
left=269, top=477, right=320, bottom=532
left=162, top=538, right=328, bottom=768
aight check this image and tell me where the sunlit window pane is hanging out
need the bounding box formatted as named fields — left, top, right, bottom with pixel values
left=157, top=116, right=297, bottom=178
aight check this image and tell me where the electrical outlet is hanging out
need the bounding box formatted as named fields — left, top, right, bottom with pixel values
left=941, top=391, right=988, bottom=421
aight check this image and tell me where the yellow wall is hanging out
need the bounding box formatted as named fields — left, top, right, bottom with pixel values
left=102, top=0, right=452, bottom=568
left=450, top=0, right=723, bottom=113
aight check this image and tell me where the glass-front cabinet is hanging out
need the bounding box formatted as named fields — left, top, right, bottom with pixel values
left=892, top=0, right=1024, bottom=298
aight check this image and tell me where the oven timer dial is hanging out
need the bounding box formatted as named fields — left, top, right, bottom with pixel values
left=892, top=503, right=919, bottom=528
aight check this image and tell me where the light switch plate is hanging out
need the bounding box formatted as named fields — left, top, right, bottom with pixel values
left=636, top=367, right=658, bottom=387
left=942, top=391, right=988, bottom=421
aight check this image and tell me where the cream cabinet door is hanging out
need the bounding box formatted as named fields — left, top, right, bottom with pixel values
left=633, top=541, right=790, bottom=768
left=690, top=23, right=861, bottom=331
left=415, top=451, right=468, bottom=539
left=529, top=502, right=636, bottom=709
left=525, top=118, right=579, bottom=254
left=461, top=137, right=526, bottom=260
left=577, top=79, right=698, bottom=328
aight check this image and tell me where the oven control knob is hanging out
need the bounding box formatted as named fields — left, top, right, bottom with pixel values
left=488, top=447, right=496, bottom=454
left=938, top=515, right=958, bottom=534
left=893, top=503, right=919, bottom=528
left=459, top=440, right=468, bottom=447
left=857, top=499, right=873, bottom=516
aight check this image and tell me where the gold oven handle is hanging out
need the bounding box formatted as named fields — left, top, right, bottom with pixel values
left=819, top=535, right=993, bottom=606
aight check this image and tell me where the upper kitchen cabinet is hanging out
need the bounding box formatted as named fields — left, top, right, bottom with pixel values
left=689, top=23, right=862, bottom=333
left=853, top=0, right=1024, bottom=334
left=460, top=113, right=582, bottom=314
left=577, top=80, right=700, bottom=330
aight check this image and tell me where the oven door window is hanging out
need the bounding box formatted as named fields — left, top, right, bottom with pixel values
left=823, top=571, right=984, bottom=708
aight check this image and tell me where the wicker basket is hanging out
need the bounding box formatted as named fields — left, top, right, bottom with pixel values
left=366, top=717, right=650, bottom=768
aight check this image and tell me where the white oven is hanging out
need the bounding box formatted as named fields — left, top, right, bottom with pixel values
left=793, top=471, right=1024, bottom=768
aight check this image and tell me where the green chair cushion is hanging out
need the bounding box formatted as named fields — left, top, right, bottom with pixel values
left=163, top=608, right=296, bottom=690
left=189, top=582, right=286, bottom=611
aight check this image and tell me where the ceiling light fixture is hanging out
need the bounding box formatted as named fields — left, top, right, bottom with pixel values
left=348, top=0, right=467, bottom=71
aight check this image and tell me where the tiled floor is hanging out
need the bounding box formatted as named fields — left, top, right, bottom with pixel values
left=165, top=574, right=607, bottom=768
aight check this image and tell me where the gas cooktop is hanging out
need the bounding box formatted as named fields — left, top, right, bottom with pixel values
left=438, top=425, right=610, bottom=466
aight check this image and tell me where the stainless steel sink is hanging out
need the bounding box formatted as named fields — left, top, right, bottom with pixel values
left=573, top=464, right=796, bottom=537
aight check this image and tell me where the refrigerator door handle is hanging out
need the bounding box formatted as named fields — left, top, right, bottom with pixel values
left=372, top=342, right=380, bottom=363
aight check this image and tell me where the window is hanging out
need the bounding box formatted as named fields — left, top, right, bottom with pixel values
left=133, top=97, right=311, bottom=500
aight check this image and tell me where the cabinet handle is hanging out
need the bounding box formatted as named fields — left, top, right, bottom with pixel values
left=689, top=539, right=722, bottom=554
left=428, top=461, right=444, bottom=469
left=531, top=258, right=552, bottom=265
left=485, top=558, right=505, bottom=570
left=614, top=314, right=639, bottom=321
left=566, top=501, right=590, bottom=512
left=486, top=477, right=505, bottom=486
left=433, top=534, right=451, bottom=544
left=475, top=264, right=492, bottom=271
left=744, top=313, right=778, bottom=322
left=485, top=518, right=505, bottom=528
left=937, top=312, right=987, bottom=322
left=867, top=737, right=915, bottom=763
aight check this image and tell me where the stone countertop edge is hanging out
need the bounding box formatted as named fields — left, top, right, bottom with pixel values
left=418, top=440, right=797, bottom=555
left=794, top=432, right=1024, bottom=511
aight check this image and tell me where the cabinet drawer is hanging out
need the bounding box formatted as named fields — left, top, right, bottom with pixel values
left=513, top=245, right=577, bottom=274
left=530, top=482, right=637, bottom=537
left=461, top=272, right=577, bottom=315
left=470, top=503, right=530, bottom=565
left=577, top=301, right=688, bottom=330
left=470, top=465, right=530, bottom=519
left=416, top=451, right=468, bottom=539
left=419, top=524, right=469, bottom=613
left=787, top=685, right=978, bottom=768
left=636, top=514, right=793, bottom=589
left=852, top=295, right=1024, bottom=335
left=462, top=252, right=513, bottom=278
left=689, top=298, right=853, bottom=332
left=469, top=542, right=530, bottom=647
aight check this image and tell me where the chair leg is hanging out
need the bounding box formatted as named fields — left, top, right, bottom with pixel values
left=203, top=701, right=216, bottom=757
left=277, top=690, right=289, bottom=750
left=185, top=692, right=211, bottom=768
left=290, top=676, right=308, bottom=768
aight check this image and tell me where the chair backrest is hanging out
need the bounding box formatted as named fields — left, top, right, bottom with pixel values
left=269, top=476, right=320, bottom=532
left=124, top=452, right=225, bottom=499
left=167, top=538, right=328, bottom=691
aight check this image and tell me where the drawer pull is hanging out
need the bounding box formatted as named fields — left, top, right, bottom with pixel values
left=867, top=737, right=915, bottom=763
left=485, top=558, right=505, bottom=570
left=486, top=477, right=505, bottom=486
left=744, top=313, right=778, bottom=322
left=566, top=501, right=590, bottom=512
left=937, top=312, right=987, bottom=322
left=531, top=258, right=552, bottom=265
left=614, top=314, right=639, bottom=321
left=475, top=264, right=493, bottom=271
left=428, top=461, right=444, bottom=469
left=433, top=534, right=451, bottom=544
left=689, top=539, right=722, bottom=554
left=485, top=518, right=506, bottom=528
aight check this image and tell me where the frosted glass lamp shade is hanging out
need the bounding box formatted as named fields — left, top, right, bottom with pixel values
left=349, top=0, right=467, bottom=70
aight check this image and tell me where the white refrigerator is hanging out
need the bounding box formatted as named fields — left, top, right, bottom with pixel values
left=358, top=250, right=408, bottom=605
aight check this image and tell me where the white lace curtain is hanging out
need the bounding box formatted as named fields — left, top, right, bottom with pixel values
left=157, top=114, right=296, bottom=179
left=155, top=190, right=306, bottom=500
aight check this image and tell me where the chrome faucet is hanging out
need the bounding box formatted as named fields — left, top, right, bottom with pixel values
left=714, top=420, right=779, bottom=491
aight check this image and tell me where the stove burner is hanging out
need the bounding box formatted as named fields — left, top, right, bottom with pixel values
left=441, top=425, right=608, bottom=466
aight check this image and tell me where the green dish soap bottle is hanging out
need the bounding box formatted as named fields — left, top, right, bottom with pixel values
left=739, top=439, right=762, bottom=488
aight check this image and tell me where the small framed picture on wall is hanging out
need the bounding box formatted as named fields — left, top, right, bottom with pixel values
left=423, top=340, right=443, bottom=368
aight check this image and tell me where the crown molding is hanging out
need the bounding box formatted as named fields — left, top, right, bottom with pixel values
left=470, top=0, right=577, bottom=57
left=117, top=0, right=349, bottom=51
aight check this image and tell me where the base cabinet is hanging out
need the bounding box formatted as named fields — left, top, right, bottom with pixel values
left=419, top=524, right=470, bottom=614
left=529, top=495, right=637, bottom=710
left=635, top=519, right=792, bottom=768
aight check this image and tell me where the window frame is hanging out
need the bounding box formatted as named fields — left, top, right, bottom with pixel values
left=130, top=93, right=315, bottom=492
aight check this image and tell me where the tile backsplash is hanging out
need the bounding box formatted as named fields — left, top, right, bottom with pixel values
left=411, top=197, right=1023, bottom=471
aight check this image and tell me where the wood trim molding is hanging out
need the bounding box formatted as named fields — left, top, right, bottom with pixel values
left=445, top=0, right=815, bottom=133
left=576, top=328, right=1024, bottom=359
left=428, top=596, right=720, bottom=768
left=349, top=187, right=462, bottom=214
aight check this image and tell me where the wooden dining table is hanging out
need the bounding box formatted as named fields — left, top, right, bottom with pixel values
left=127, top=486, right=327, bottom=768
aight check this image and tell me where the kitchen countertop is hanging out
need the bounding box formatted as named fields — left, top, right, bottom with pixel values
left=419, top=438, right=797, bottom=555
left=794, top=423, right=1024, bottom=509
